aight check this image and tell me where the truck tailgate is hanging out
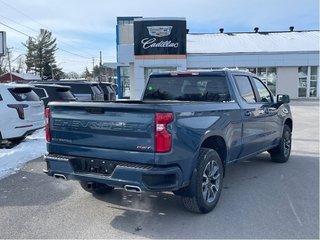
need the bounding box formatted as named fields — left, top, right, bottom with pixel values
left=49, top=103, right=155, bottom=160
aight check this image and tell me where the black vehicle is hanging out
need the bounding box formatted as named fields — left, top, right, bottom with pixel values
left=36, top=81, right=104, bottom=101
left=32, top=84, right=76, bottom=106
left=111, top=83, right=118, bottom=95
left=99, top=82, right=116, bottom=100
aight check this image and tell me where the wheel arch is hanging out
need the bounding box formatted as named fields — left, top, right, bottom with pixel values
left=200, top=135, right=227, bottom=174
left=284, top=118, right=293, bottom=132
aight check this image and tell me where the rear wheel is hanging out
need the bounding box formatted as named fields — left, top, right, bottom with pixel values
left=269, top=125, right=292, bottom=163
left=182, top=148, right=223, bottom=213
left=8, top=137, right=26, bottom=144
left=80, top=181, right=114, bottom=195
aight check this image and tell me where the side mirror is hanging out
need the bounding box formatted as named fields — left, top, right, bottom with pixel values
left=277, top=94, right=290, bottom=104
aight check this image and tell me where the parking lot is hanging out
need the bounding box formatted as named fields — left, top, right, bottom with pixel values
left=0, top=101, right=319, bottom=239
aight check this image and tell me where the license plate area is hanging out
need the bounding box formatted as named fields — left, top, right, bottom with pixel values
left=71, top=158, right=117, bottom=175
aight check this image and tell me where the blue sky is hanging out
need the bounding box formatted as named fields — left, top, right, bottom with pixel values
left=0, top=0, right=319, bottom=74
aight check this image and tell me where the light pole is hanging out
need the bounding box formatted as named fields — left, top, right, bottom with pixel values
left=6, top=47, right=13, bottom=82
left=50, top=63, right=54, bottom=80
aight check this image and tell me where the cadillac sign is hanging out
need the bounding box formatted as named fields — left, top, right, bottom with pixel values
left=134, top=19, right=186, bottom=55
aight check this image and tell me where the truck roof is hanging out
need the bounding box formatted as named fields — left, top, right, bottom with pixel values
left=149, top=69, right=254, bottom=77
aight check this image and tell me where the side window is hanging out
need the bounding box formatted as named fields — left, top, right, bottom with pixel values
left=0, top=94, right=2, bottom=101
left=252, top=78, right=272, bottom=103
left=234, top=75, right=256, bottom=103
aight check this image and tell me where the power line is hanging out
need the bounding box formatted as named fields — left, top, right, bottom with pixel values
left=57, top=48, right=91, bottom=59
left=0, top=14, right=38, bottom=34
left=0, top=21, right=35, bottom=39
left=0, top=1, right=95, bottom=58
left=0, top=21, right=92, bottom=60
left=0, top=0, right=47, bottom=29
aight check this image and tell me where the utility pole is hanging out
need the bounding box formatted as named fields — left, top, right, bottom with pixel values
left=92, top=57, right=95, bottom=80
left=50, top=63, right=54, bottom=80
left=99, top=51, right=102, bottom=82
left=7, top=47, right=13, bottom=82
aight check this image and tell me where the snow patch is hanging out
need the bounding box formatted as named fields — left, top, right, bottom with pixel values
left=0, top=129, right=46, bottom=179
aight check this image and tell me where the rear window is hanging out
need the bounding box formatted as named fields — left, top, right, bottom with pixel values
left=8, top=87, right=40, bottom=101
left=55, top=88, right=75, bottom=100
left=33, top=88, right=47, bottom=98
left=143, top=75, right=231, bottom=102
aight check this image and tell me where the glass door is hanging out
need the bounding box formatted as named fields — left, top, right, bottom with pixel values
left=298, top=67, right=308, bottom=97
left=310, top=66, right=318, bottom=98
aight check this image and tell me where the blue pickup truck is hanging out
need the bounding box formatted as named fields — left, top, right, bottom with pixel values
left=44, top=70, right=292, bottom=213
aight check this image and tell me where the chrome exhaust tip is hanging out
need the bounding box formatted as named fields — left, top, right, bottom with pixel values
left=124, top=185, right=142, bottom=193
left=53, top=173, right=67, bottom=180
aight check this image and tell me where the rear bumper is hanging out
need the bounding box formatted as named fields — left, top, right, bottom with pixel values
left=44, top=154, right=183, bottom=192
left=1, top=119, right=45, bottom=140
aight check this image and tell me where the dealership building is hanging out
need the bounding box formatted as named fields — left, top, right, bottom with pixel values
left=116, top=17, right=320, bottom=99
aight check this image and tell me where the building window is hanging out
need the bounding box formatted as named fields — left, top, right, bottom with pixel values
left=119, top=66, right=130, bottom=98
left=298, top=66, right=318, bottom=98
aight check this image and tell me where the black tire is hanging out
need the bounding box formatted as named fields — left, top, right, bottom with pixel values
left=8, top=136, right=26, bottom=144
left=182, top=148, right=223, bottom=213
left=80, top=181, right=114, bottom=195
left=269, top=125, right=292, bottom=163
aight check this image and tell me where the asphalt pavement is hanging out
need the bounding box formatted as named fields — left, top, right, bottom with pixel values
left=0, top=101, right=319, bottom=239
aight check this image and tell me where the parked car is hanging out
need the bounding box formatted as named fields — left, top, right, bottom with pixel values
left=98, top=82, right=116, bottom=100
left=44, top=70, right=292, bottom=213
left=36, top=81, right=104, bottom=101
left=0, top=83, right=45, bottom=142
left=32, top=84, right=76, bottom=106
left=111, top=83, right=118, bottom=95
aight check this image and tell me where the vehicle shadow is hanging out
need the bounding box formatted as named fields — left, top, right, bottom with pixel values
left=0, top=170, right=74, bottom=207
left=91, top=152, right=318, bottom=239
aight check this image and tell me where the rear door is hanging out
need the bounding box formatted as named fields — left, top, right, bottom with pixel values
left=8, top=87, right=44, bottom=123
left=233, top=75, right=267, bottom=157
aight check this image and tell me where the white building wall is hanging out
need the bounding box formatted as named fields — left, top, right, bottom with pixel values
left=276, top=67, right=299, bottom=99
left=187, top=52, right=319, bottom=69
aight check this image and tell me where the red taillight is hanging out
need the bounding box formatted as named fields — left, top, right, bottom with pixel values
left=45, top=108, right=51, bottom=142
left=7, top=104, right=28, bottom=119
left=155, top=112, right=173, bottom=153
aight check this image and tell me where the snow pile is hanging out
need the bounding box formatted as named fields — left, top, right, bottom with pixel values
left=0, top=129, right=46, bottom=179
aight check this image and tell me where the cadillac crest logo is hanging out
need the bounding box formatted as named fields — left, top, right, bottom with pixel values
left=147, top=26, right=173, bottom=37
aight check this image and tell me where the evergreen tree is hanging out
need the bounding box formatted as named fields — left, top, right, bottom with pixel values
left=92, top=65, right=100, bottom=80
left=23, top=29, right=62, bottom=79
left=24, top=37, right=36, bottom=73
left=81, top=67, right=92, bottom=79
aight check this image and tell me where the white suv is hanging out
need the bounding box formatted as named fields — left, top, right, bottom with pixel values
left=0, top=83, right=45, bottom=142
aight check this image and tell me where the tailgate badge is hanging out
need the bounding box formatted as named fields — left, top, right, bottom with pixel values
left=137, top=145, right=152, bottom=150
